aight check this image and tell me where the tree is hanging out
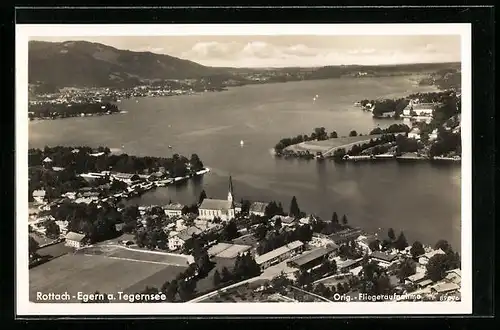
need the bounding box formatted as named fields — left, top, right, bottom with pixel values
left=29, top=236, right=39, bottom=258
left=330, top=131, right=338, bottom=139
left=221, top=266, right=232, bottom=283
left=45, top=220, right=60, bottom=239
left=394, top=232, right=408, bottom=250
left=190, top=153, right=204, bottom=172
left=274, top=217, right=282, bottom=230
left=341, top=214, right=348, bottom=226
left=213, top=270, right=221, bottom=286
left=368, top=240, right=380, bottom=252
left=410, top=241, right=426, bottom=259
left=426, top=253, right=451, bottom=282
left=198, top=190, right=207, bottom=205
left=397, top=258, right=416, bottom=282
left=331, top=212, right=339, bottom=225
left=387, top=228, right=396, bottom=241
left=349, top=130, right=358, bottom=137
left=434, top=240, right=453, bottom=254
left=289, top=196, right=300, bottom=218
left=221, top=220, right=239, bottom=241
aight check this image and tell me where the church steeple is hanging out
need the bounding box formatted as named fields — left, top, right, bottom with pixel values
left=227, top=176, right=234, bottom=204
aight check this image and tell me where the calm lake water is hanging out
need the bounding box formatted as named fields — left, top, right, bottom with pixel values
left=29, top=77, right=461, bottom=251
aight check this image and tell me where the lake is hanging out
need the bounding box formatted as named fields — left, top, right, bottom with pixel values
left=28, top=77, right=461, bottom=251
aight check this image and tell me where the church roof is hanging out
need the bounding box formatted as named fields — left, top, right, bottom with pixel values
left=199, top=198, right=233, bottom=210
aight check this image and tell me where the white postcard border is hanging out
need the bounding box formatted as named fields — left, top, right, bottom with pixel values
left=16, top=23, right=472, bottom=316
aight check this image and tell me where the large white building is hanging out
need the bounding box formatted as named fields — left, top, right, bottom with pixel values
left=403, top=100, right=436, bottom=117
left=198, top=176, right=236, bottom=221
left=65, top=232, right=86, bottom=249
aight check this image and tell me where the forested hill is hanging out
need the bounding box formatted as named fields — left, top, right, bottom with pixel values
left=28, top=40, right=231, bottom=88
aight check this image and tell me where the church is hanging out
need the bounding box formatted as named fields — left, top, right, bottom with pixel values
left=198, top=176, right=236, bottom=222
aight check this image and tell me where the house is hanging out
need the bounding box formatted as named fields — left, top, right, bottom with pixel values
left=271, top=215, right=296, bottom=227
left=163, top=203, right=185, bottom=217
left=408, top=127, right=421, bottom=140
left=405, top=271, right=428, bottom=285
left=337, top=258, right=363, bottom=273
left=429, top=128, right=439, bottom=141
left=370, top=251, right=398, bottom=267
left=198, top=176, right=235, bottom=221
left=403, top=100, right=436, bottom=117
left=249, top=202, right=269, bottom=217
left=234, top=202, right=242, bottom=214
left=356, top=234, right=379, bottom=253
left=232, top=233, right=259, bottom=248
left=111, top=173, right=141, bottom=184
left=328, top=227, right=363, bottom=244
left=287, top=244, right=338, bottom=271
left=168, top=234, right=188, bottom=251
left=115, top=223, right=125, bottom=232
left=309, top=234, right=336, bottom=248
left=430, top=282, right=460, bottom=294
left=255, top=240, right=304, bottom=270
left=65, top=232, right=87, bottom=249
left=32, top=189, right=46, bottom=204
left=444, top=268, right=461, bottom=285
left=418, top=248, right=446, bottom=265
left=42, top=156, right=53, bottom=164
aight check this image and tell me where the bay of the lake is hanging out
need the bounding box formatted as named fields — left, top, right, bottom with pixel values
left=28, top=77, right=461, bottom=251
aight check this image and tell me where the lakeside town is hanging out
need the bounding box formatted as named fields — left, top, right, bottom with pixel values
left=29, top=145, right=461, bottom=303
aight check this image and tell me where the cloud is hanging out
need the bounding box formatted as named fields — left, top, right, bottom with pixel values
left=179, top=40, right=459, bottom=68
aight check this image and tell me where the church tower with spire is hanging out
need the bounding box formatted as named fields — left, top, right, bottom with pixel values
left=227, top=176, right=234, bottom=205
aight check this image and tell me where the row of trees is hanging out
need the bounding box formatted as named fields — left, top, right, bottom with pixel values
left=347, top=134, right=397, bottom=156
left=256, top=224, right=313, bottom=255
left=429, top=129, right=461, bottom=157
left=369, top=124, right=411, bottom=135
left=213, top=253, right=261, bottom=286
left=372, top=98, right=410, bottom=117
left=28, top=102, right=119, bottom=119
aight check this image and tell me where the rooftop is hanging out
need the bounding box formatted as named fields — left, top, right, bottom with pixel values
left=164, top=203, right=185, bottom=211
left=199, top=198, right=233, bottom=210
left=288, top=245, right=338, bottom=267
left=431, top=282, right=460, bottom=293
left=65, top=231, right=86, bottom=242
left=370, top=251, right=398, bottom=263
left=255, top=240, right=304, bottom=265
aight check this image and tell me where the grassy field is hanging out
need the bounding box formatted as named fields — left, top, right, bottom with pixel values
left=30, top=248, right=187, bottom=302
left=285, top=134, right=383, bottom=153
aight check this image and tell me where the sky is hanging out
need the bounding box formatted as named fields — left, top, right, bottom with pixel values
left=32, top=35, right=461, bottom=68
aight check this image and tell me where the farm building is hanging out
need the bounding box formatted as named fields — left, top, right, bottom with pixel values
left=287, top=244, right=338, bottom=271
left=255, top=240, right=304, bottom=270
left=65, top=232, right=87, bottom=249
